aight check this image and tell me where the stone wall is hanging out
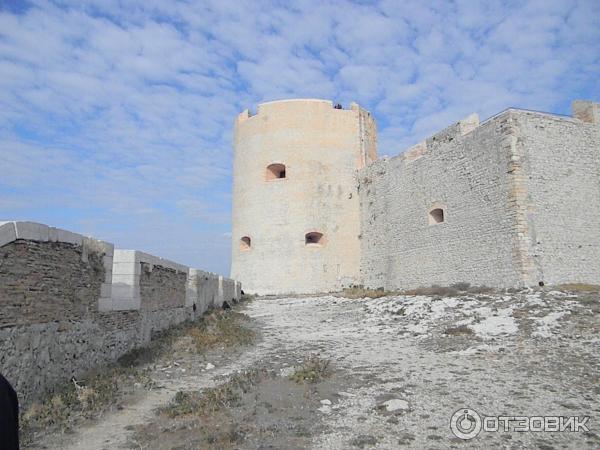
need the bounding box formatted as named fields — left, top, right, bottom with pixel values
left=221, top=276, right=237, bottom=305
left=0, top=240, right=105, bottom=326
left=513, top=109, right=600, bottom=285
left=188, top=269, right=221, bottom=314
left=0, top=222, right=241, bottom=406
left=139, top=263, right=187, bottom=311
left=358, top=105, right=600, bottom=290
left=359, top=112, right=524, bottom=290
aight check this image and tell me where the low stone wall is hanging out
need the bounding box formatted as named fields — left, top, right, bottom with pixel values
left=221, top=276, right=237, bottom=305
left=0, top=222, right=241, bottom=406
left=188, top=269, right=221, bottom=315
left=0, top=222, right=113, bottom=327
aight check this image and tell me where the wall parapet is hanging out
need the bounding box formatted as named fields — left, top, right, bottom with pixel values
left=0, top=221, right=241, bottom=406
left=0, top=221, right=114, bottom=314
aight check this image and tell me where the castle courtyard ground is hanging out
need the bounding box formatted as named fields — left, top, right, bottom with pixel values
left=33, top=289, right=599, bottom=449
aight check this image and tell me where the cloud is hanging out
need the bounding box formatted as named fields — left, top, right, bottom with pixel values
left=0, top=0, right=598, bottom=274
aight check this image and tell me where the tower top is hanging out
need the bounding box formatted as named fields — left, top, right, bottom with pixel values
left=236, top=98, right=365, bottom=123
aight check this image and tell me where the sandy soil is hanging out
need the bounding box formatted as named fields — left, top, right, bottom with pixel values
left=36, top=289, right=600, bottom=449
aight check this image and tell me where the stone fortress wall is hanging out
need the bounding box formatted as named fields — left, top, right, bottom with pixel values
left=0, top=221, right=241, bottom=406
left=231, top=99, right=376, bottom=295
left=359, top=101, right=600, bottom=290
left=232, top=99, right=600, bottom=294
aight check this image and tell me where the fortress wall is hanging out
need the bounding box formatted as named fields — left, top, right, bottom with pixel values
left=221, top=277, right=238, bottom=305
left=231, top=99, right=376, bottom=295
left=188, top=269, right=221, bottom=313
left=0, top=222, right=240, bottom=406
left=109, top=249, right=189, bottom=312
left=359, top=113, right=525, bottom=290
left=0, top=221, right=113, bottom=327
left=513, top=109, right=600, bottom=285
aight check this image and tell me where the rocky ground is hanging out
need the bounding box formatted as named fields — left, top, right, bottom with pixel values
left=34, top=288, right=599, bottom=449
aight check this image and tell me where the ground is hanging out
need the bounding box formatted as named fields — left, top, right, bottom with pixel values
left=30, top=288, right=599, bottom=449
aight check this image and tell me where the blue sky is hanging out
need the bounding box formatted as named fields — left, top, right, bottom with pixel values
left=1, top=0, right=599, bottom=275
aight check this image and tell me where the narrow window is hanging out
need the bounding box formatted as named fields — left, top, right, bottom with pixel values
left=266, top=163, right=286, bottom=181
left=305, top=232, right=325, bottom=246
left=240, top=236, right=251, bottom=250
left=429, top=208, right=445, bottom=225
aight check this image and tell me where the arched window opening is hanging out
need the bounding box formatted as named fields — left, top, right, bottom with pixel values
left=266, top=163, right=286, bottom=180
left=305, top=232, right=325, bottom=246
left=240, top=236, right=252, bottom=250
left=429, top=208, right=445, bottom=225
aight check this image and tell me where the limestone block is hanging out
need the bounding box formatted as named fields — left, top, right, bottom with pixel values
left=0, top=222, right=17, bottom=247
left=112, top=261, right=141, bottom=275
left=217, top=275, right=224, bottom=305
left=14, top=222, right=50, bottom=241
left=111, top=273, right=139, bottom=286
left=49, top=227, right=83, bottom=246
left=113, top=249, right=137, bottom=264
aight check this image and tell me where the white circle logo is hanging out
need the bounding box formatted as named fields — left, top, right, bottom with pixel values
left=450, top=408, right=482, bottom=440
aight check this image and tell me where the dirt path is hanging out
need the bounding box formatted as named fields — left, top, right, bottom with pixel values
left=38, top=291, right=600, bottom=449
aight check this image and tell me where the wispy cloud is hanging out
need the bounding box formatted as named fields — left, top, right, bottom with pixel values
left=1, top=0, right=598, bottom=273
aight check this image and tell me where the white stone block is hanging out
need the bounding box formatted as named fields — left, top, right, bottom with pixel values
left=113, top=249, right=137, bottom=263
left=49, top=227, right=83, bottom=246
left=111, top=273, right=140, bottom=286
left=14, top=222, right=49, bottom=241
left=112, top=261, right=141, bottom=275
left=0, top=222, right=17, bottom=247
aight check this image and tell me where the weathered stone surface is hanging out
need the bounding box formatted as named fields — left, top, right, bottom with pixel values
left=0, top=227, right=241, bottom=407
left=0, top=240, right=106, bottom=326
left=231, top=99, right=599, bottom=294
left=231, top=99, right=377, bottom=295
left=359, top=111, right=524, bottom=290
left=139, top=262, right=187, bottom=311
left=359, top=108, right=600, bottom=290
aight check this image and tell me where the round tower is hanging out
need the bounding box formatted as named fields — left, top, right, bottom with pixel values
left=230, top=99, right=377, bottom=295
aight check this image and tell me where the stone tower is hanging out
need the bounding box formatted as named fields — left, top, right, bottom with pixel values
left=231, top=99, right=376, bottom=295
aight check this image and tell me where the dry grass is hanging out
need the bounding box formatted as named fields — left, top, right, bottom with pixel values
left=339, top=283, right=496, bottom=299
left=401, top=283, right=494, bottom=297
left=188, top=311, right=256, bottom=353
left=443, top=324, right=475, bottom=336
left=22, top=309, right=256, bottom=444
left=339, top=286, right=398, bottom=299
left=162, top=368, right=265, bottom=418
left=289, top=355, right=331, bottom=384
left=21, top=366, right=155, bottom=443
left=555, top=283, right=600, bottom=293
